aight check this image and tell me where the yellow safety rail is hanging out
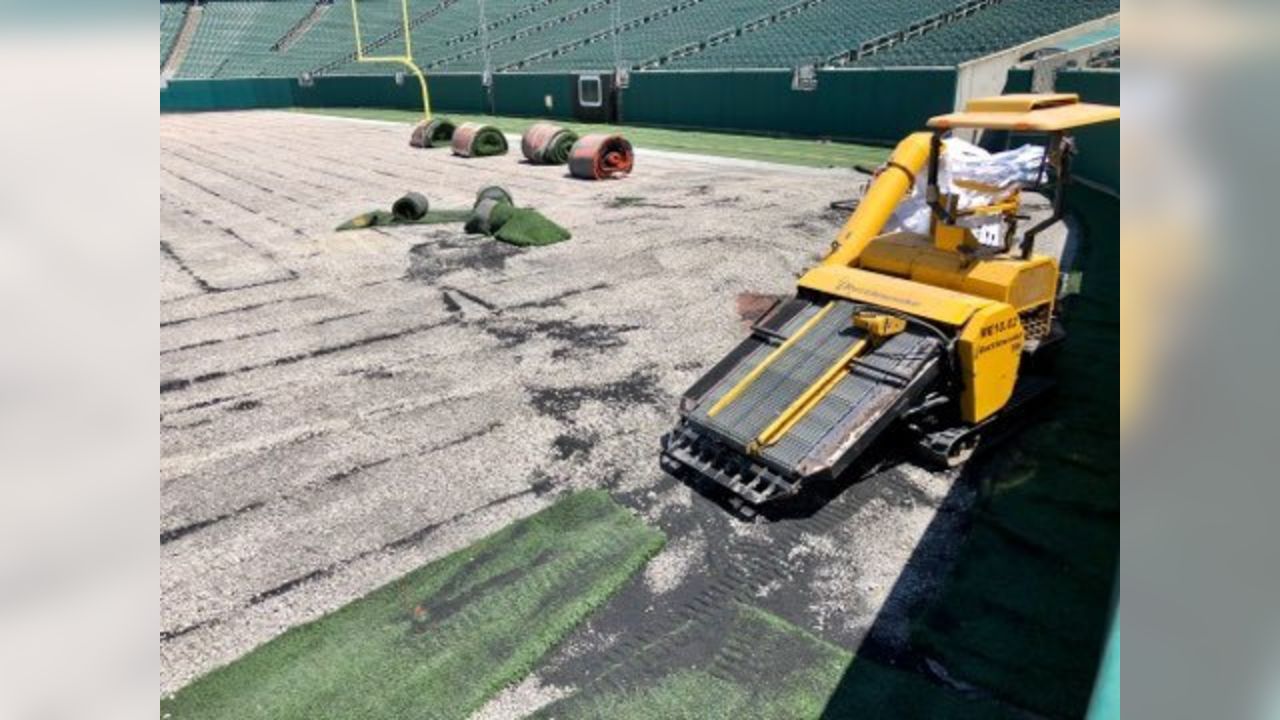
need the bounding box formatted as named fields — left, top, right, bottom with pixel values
left=349, top=0, right=432, bottom=121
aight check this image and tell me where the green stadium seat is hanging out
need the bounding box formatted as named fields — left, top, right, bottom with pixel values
left=160, top=0, right=1122, bottom=78
left=852, top=0, right=1119, bottom=67
left=177, top=1, right=315, bottom=78
left=521, top=0, right=766, bottom=71
left=160, top=2, right=187, bottom=68
left=667, top=0, right=958, bottom=70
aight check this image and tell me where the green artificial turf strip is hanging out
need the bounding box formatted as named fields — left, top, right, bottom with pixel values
left=335, top=208, right=473, bottom=231
left=532, top=604, right=1013, bottom=720
left=909, top=186, right=1119, bottom=718
left=290, top=107, right=890, bottom=169
left=161, top=490, right=665, bottom=720
left=492, top=207, right=571, bottom=247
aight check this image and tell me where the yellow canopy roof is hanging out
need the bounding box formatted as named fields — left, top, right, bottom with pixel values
left=928, top=93, right=1120, bottom=131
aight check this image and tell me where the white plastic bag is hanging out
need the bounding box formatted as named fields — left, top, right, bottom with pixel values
left=883, top=138, right=1045, bottom=248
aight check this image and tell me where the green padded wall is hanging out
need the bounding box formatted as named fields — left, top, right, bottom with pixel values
left=163, top=69, right=957, bottom=145
left=159, top=70, right=1109, bottom=172
left=981, top=68, right=1117, bottom=194
left=160, top=75, right=479, bottom=114
left=622, top=69, right=957, bottom=144
left=428, top=74, right=487, bottom=114
left=292, top=75, right=423, bottom=109
left=1055, top=69, right=1119, bottom=193
left=161, top=78, right=295, bottom=112
left=1003, top=67, right=1033, bottom=93
left=490, top=73, right=573, bottom=119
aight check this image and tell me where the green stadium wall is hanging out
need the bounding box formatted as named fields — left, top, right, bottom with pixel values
left=159, top=67, right=1113, bottom=187
left=490, top=73, right=574, bottom=119
left=620, top=69, right=957, bottom=144
left=161, top=68, right=956, bottom=145
left=161, top=77, right=296, bottom=112
left=1055, top=69, right=1119, bottom=194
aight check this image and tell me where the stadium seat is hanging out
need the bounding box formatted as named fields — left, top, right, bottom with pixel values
left=161, top=0, right=1121, bottom=78
left=160, top=2, right=188, bottom=68
left=852, top=0, right=1119, bottom=67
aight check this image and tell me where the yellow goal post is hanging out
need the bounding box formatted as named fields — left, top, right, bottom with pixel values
left=349, top=0, right=432, bottom=121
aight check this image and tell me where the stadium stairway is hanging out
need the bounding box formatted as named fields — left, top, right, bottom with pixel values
left=183, top=2, right=318, bottom=78
left=163, top=2, right=201, bottom=76
left=274, top=1, right=331, bottom=54
left=160, top=2, right=188, bottom=69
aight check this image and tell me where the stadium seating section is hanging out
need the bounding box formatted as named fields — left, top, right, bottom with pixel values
left=667, top=0, right=959, bottom=70
left=852, top=0, right=1119, bottom=67
left=159, top=0, right=1118, bottom=78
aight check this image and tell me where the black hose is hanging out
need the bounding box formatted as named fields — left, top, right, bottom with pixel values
left=847, top=301, right=957, bottom=375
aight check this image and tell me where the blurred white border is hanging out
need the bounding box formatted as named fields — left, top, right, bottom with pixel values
left=0, top=22, right=157, bottom=720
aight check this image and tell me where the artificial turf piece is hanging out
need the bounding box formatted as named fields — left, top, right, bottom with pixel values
left=161, top=490, right=665, bottom=720
left=532, top=604, right=1013, bottom=720
left=290, top=107, right=890, bottom=169
left=335, top=208, right=472, bottom=231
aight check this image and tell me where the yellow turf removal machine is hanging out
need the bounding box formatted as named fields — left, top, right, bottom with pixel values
left=661, top=93, right=1119, bottom=505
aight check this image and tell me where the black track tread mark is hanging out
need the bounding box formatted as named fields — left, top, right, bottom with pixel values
left=161, top=240, right=217, bottom=294
left=557, top=464, right=896, bottom=695
left=161, top=292, right=324, bottom=329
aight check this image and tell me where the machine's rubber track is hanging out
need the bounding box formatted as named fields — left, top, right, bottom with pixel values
left=664, top=297, right=942, bottom=504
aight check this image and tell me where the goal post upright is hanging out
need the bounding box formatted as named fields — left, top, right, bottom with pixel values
left=349, top=0, right=432, bottom=121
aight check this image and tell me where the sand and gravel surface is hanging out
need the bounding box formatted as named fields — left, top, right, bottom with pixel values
left=160, top=110, right=1036, bottom=706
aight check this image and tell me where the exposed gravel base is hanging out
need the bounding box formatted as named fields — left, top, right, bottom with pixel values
left=471, top=677, right=572, bottom=720
left=160, top=110, right=1069, bottom=708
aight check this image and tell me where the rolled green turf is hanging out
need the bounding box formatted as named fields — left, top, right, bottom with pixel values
left=471, top=124, right=509, bottom=155
left=543, top=131, right=577, bottom=164
left=161, top=490, right=665, bottom=720
left=471, top=125, right=508, bottom=156
left=410, top=117, right=455, bottom=148
left=523, top=126, right=577, bottom=165
left=455, top=123, right=508, bottom=157
left=533, top=603, right=1013, bottom=720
